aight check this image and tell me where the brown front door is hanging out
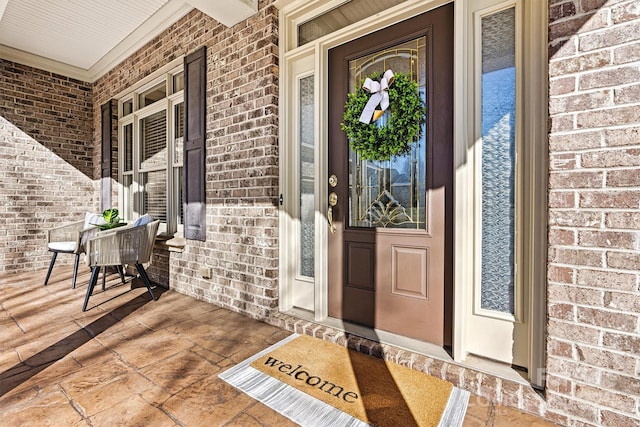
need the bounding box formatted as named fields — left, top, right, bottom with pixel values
left=327, top=4, right=453, bottom=345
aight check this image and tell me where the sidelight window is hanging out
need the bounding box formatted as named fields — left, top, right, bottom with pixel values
left=299, top=75, right=315, bottom=278
left=479, top=6, right=517, bottom=314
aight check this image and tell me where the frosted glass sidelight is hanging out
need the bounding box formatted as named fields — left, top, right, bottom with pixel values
left=480, top=7, right=516, bottom=314
left=299, top=75, right=315, bottom=278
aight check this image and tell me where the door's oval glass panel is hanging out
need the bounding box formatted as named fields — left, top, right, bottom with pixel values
left=480, top=7, right=516, bottom=314
left=347, top=37, right=426, bottom=229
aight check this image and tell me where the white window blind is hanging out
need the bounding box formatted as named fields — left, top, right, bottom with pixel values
left=143, top=170, right=167, bottom=222
left=140, top=110, right=167, bottom=171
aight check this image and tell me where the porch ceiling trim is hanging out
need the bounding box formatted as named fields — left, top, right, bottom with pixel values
left=0, top=0, right=7, bottom=21
left=0, top=0, right=258, bottom=83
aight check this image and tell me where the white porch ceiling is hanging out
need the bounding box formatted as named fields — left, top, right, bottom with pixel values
left=0, top=0, right=258, bottom=82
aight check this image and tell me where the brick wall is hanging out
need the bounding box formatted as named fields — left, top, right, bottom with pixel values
left=146, top=244, right=170, bottom=288
left=0, top=61, right=98, bottom=272
left=171, top=2, right=279, bottom=320
left=547, top=1, right=640, bottom=425
left=92, top=1, right=279, bottom=319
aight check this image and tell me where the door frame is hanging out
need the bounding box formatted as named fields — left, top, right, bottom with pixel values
left=276, top=0, right=548, bottom=387
left=326, top=6, right=454, bottom=345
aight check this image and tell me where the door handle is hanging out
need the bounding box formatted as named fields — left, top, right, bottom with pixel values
left=328, top=192, right=338, bottom=233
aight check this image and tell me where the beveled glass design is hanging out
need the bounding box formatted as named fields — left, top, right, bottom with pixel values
left=347, top=37, right=426, bottom=229
left=299, top=75, right=315, bottom=277
left=480, top=7, right=516, bottom=314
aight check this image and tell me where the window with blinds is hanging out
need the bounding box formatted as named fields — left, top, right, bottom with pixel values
left=118, top=68, right=184, bottom=235
left=143, top=170, right=167, bottom=223
left=173, top=102, right=184, bottom=226
left=140, top=111, right=168, bottom=223
left=140, top=111, right=167, bottom=170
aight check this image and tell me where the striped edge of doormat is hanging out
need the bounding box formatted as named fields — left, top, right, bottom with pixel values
left=219, top=334, right=469, bottom=427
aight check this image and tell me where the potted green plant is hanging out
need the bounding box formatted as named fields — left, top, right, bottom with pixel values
left=97, top=208, right=126, bottom=230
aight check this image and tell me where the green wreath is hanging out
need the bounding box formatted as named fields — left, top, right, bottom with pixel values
left=341, top=72, right=426, bottom=161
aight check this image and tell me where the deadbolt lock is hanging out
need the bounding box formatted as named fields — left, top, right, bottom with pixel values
left=329, top=174, right=338, bottom=188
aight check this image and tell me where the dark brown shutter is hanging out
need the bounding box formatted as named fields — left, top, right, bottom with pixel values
left=183, top=47, right=207, bottom=241
left=100, top=100, right=113, bottom=211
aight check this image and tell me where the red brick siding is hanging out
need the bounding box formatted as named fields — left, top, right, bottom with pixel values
left=548, top=0, right=640, bottom=425
left=0, top=60, right=98, bottom=272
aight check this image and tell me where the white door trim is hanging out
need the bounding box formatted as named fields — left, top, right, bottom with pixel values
left=277, top=0, right=548, bottom=386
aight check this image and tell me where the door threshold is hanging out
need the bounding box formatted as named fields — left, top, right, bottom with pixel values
left=282, top=308, right=530, bottom=386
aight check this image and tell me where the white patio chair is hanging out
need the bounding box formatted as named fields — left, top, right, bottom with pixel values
left=44, top=212, right=106, bottom=289
left=82, top=219, right=160, bottom=311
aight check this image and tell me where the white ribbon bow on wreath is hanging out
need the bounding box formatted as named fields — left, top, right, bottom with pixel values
left=358, top=69, right=395, bottom=124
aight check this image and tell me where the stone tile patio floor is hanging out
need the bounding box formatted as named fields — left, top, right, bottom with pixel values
left=0, top=265, right=559, bottom=426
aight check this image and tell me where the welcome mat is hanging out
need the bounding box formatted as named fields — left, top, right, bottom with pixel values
left=219, top=334, right=469, bottom=427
